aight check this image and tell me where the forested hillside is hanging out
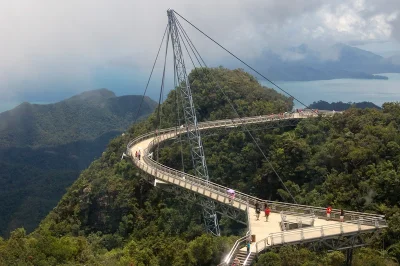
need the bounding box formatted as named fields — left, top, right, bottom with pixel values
left=0, top=68, right=399, bottom=265
left=309, top=100, right=381, bottom=111
left=0, top=89, right=157, bottom=148
left=0, top=89, right=157, bottom=237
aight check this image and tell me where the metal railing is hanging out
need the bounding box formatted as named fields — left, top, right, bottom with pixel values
left=255, top=216, right=387, bottom=253
left=280, top=211, right=315, bottom=231
left=223, top=203, right=253, bottom=266
left=126, top=111, right=387, bottom=260
left=242, top=252, right=252, bottom=266
left=220, top=231, right=251, bottom=266
left=126, top=112, right=385, bottom=222
left=126, top=111, right=324, bottom=150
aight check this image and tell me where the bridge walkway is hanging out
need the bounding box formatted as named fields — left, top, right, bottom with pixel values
left=127, top=112, right=386, bottom=265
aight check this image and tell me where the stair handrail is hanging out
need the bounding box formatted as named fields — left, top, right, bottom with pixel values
left=218, top=202, right=252, bottom=266
left=242, top=252, right=252, bottom=266
left=221, top=231, right=250, bottom=266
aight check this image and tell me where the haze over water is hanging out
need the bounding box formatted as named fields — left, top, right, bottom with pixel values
left=262, top=73, right=400, bottom=109
left=2, top=73, right=400, bottom=114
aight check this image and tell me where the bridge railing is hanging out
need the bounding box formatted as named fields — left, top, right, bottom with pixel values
left=196, top=112, right=318, bottom=130
left=126, top=111, right=321, bottom=151
left=256, top=217, right=387, bottom=253
left=127, top=112, right=384, bottom=224
left=280, top=211, right=315, bottom=231
left=143, top=134, right=249, bottom=210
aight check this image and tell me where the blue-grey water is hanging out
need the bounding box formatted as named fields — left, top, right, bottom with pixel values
left=1, top=73, right=400, bottom=113
left=261, top=73, right=400, bottom=108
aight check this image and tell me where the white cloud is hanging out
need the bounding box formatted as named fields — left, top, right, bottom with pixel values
left=0, top=0, right=399, bottom=104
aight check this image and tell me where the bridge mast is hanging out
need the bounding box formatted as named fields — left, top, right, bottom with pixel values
left=167, top=9, right=220, bottom=236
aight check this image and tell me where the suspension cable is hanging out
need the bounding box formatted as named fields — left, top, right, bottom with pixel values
left=176, top=25, right=197, bottom=71
left=175, top=16, right=204, bottom=68
left=173, top=15, right=297, bottom=203
left=173, top=10, right=312, bottom=111
left=133, top=24, right=169, bottom=124
left=156, top=26, right=171, bottom=161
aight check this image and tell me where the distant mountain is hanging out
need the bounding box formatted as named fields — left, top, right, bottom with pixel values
left=385, top=54, right=400, bottom=65
left=0, top=89, right=157, bottom=148
left=308, top=100, right=381, bottom=111
left=0, top=89, right=157, bottom=236
left=252, top=43, right=400, bottom=81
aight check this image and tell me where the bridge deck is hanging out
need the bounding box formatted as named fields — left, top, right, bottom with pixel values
left=245, top=209, right=378, bottom=252
left=127, top=113, right=386, bottom=258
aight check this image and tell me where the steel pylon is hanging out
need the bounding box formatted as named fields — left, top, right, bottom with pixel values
left=167, top=9, right=220, bottom=236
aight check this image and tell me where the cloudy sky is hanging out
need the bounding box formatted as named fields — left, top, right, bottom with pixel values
left=0, top=0, right=399, bottom=111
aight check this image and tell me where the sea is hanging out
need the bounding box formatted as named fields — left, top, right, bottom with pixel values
left=261, top=73, right=400, bottom=109
left=1, top=73, right=399, bottom=113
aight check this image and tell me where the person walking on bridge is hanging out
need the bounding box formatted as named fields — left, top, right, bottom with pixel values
left=227, top=189, right=235, bottom=204
left=265, top=205, right=271, bottom=222
left=138, top=150, right=141, bottom=161
left=326, top=206, right=332, bottom=220
left=232, top=257, right=240, bottom=266
left=340, top=209, right=344, bottom=222
left=255, top=202, right=261, bottom=220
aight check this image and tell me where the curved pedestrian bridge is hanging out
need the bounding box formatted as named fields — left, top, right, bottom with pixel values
left=126, top=111, right=387, bottom=265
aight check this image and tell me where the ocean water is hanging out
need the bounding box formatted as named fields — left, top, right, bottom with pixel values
left=261, top=73, right=400, bottom=108
left=0, top=101, right=55, bottom=113
left=1, top=73, right=399, bottom=114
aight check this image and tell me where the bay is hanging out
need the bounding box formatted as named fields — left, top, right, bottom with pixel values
left=261, top=73, right=400, bottom=108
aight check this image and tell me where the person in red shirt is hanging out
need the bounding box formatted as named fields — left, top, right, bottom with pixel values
left=326, top=206, right=332, bottom=220
left=265, top=206, right=271, bottom=222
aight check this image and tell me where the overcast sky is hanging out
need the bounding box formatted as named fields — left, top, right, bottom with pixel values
left=0, top=0, right=399, bottom=111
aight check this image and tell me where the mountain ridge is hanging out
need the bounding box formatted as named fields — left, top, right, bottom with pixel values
left=0, top=89, right=157, bottom=148
left=0, top=88, right=157, bottom=236
left=252, top=43, right=400, bottom=81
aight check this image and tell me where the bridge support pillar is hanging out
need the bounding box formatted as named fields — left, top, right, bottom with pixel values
left=345, top=248, right=353, bottom=266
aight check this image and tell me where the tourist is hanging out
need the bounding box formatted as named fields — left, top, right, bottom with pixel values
left=265, top=205, right=271, bottom=222
left=247, top=241, right=251, bottom=254
left=326, top=206, right=332, bottom=220
left=230, top=192, right=235, bottom=204
left=340, top=209, right=344, bottom=222
left=255, top=202, right=261, bottom=221
left=232, top=257, right=240, bottom=266
left=138, top=150, right=141, bottom=161
left=227, top=189, right=235, bottom=204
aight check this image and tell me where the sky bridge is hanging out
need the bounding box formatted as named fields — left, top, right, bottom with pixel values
left=124, top=9, right=389, bottom=266
left=126, top=112, right=387, bottom=266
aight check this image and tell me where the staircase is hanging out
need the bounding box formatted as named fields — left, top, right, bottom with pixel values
left=234, top=250, right=256, bottom=265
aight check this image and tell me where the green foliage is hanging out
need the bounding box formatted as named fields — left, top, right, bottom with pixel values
left=1, top=68, right=399, bottom=265
left=324, top=251, right=346, bottom=266
left=353, top=247, right=398, bottom=266
left=309, top=100, right=381, bottom=111
left=0, top=89, right=156, bottom=148
left=255, top=251, right=281, bottom=266
left=0, top=90, right=156, bottom=237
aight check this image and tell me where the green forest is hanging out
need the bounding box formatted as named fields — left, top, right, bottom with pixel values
left=308, top=100, right=381, bottom=111
left=0, top=68, right=399, bottom=265
left=0, top=90, right=156, bottom=236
